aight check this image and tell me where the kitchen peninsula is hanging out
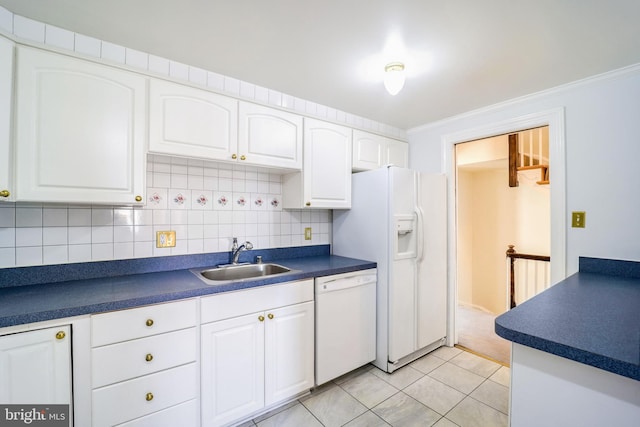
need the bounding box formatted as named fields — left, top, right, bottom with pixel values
left=495, top=257, right=640, bottom=426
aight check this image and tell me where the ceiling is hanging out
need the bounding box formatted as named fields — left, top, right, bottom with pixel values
left=2, top=0, right=640, bottom=130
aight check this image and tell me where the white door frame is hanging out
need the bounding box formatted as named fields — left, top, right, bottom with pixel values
left=441, top=108, right=567, bottom=346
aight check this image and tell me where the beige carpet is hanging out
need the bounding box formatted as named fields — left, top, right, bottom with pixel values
left=457, top=304, right=511, bottom=366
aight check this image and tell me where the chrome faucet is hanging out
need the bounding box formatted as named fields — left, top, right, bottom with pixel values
left=231, top=237, right=253, bottom=264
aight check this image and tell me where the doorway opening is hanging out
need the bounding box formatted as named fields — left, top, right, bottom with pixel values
left=441, top=108, right=566, bottom=368
left=454, top=127, right=550, bottom=365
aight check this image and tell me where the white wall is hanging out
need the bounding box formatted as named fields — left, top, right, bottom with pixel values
left=408, top=65, right=640, bottom=275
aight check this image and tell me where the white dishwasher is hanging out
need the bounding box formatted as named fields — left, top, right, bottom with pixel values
left=315, top=268, right=377, bottom=385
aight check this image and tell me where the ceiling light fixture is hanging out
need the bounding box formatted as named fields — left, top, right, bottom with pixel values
left=384, top=62, right=405, bottom=95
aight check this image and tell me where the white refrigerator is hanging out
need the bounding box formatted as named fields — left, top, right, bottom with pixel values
left=333, top=166, right=447, bottom=372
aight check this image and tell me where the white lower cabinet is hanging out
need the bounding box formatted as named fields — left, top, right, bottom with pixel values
left=200, top=280, right=315, bottom=427
left=0, top=325, right=72, bottom=406
left=201, top=312, right=264, bottom=425
left=90, top=299, right=198, bottom=427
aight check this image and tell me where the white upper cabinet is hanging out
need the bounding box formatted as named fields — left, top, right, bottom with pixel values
left=0, top=36, right=13, bottom=202
left=14, top=46, right=147, bottom=205
left=352, top=129, right=408, bottom=171
left=283, top=118, right=352, bottom=209
left=352, top=129, right=383, bottom=170
left=238, top=102, right=302, bottom=170
left=149, top=78, right=238, bottom=161
left=386, top=137, right=409, bottom=168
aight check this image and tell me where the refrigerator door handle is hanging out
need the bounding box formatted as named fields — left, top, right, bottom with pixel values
left=415, top=206, right=425, bottom=262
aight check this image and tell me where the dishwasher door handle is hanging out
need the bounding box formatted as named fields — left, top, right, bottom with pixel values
left=316, top=275, right=376, bottom=293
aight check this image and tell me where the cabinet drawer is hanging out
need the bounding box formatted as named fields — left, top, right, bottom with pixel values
left=201, top=279, right=313, bottom=323
left=92, top=363, right=197, bottom=427
left=116, top=399, right=198, bottom=427
left=92, top=299, right=197, bottom=346
left=92, top=328, right=196, bottom=388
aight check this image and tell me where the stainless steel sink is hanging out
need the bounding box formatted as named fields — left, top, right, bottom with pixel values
left=192, top=263, right=297, bottom=284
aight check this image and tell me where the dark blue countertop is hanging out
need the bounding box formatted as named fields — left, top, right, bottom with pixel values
left=495, top=257, right=640, bottom=381
left=0, top=245, right=376, bottom=328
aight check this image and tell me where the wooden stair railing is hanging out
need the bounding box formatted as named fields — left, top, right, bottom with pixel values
left=508, top=133, right=550, bottom=186
left=506, top=245, right=551, bottom=308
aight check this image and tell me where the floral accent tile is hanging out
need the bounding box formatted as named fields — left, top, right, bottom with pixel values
left=269, top=195, right=282, bottom=211
left=170, top=189, right=188, bottom=209
left=233, top=193, right=249, bottom=210
left=213, top=192, right=232, bottom=211
left=251, top=194, right=266, bottom=211
left=146, top=188, right=167, bottom=209
left=191, top=190, right=213, bottom=210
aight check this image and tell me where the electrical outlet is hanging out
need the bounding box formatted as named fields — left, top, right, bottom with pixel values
left=156, top=231, right=176, bottom=247
left=304, top=227, right=312, bottom=240
left=571, top=212, right=586, bottom=228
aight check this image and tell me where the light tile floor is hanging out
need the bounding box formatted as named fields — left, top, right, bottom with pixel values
left=239, top=346, right=510, bottom=427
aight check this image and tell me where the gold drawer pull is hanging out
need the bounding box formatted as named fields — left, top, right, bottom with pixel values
left=145, top=353, right=153, bottom=362
left=0, top=190, right=9, bottom=198
left=240, top=155, right=246, bottom=161
left=55, top=331, right=66, bottom=340
left=135, top=195, right=142, bottom=202
left=258, top=315, right=265, bottom=322
left=305, top=202, right=311, bottom=206
left=267, top=313, right=274, bottom=320
left=145, top=319, right=154, bottom=327
left=146, top=392, right=154, bottom=402
left=231, top=154, right=237, bottom=159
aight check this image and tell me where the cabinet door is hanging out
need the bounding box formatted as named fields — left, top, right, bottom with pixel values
left=304, top=119, right=352, bottom=208
left=201, top=313, right=265, bottom=427
left=264, top=301, right=314, bottom=406
left=0, top=36, right=13, bottom=202
left=284, top=118, right=351, bottom=209
left=238, top=102, right=302, bottom=170
left=353, top=130, right=409, bottom=171
left=0, top=325, right=72, bottom=405
left=14, top=47, right=146, bottom=205
left=385, top=138, right=409, bottom=168
left=352, top=129, right=383, bottom=171
left=16, top=47, right=146, bottom=204
left=149, top=78, right=238, bottom=161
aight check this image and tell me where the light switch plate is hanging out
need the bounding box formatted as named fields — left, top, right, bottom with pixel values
left=156, top=231, right=176, bottom=247
left=571, top=212, right=586, bottom=228
left=304, top=227, right=312, bottom=240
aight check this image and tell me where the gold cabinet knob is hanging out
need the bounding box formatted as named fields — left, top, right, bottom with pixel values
left=145, top=392, right=154, bottom=402
left=145, top=319, right=154, bottom=327
left=258, top=315, right=265, bottom=322
left=305, top=202, right=311, bottom=207
left=55, top=331, right=66, bottom=340
left=135, top=195, right=142, bottom=202
left=145, top=353, right=153, bottom=362
left=267, top=313, right=274, bottom=320
left=0, top=190, right=9, bottom=198
left=231, top=154, right=237, bottom=159
left=240, top=155, right=246, bottom=161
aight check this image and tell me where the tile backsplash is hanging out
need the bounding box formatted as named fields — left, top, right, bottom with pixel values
left=0, top=155, right=332, bottom=268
